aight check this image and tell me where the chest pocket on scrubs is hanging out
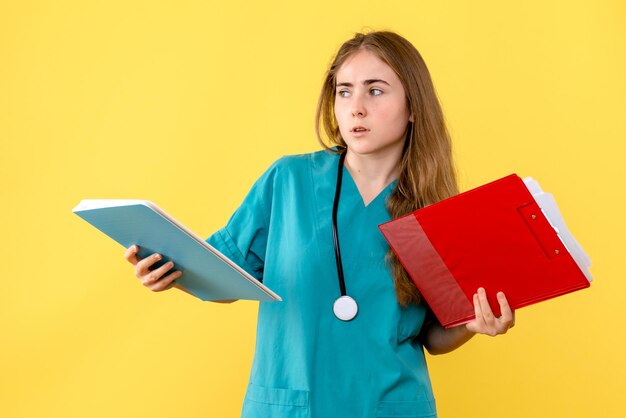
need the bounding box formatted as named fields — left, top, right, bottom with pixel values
left=241, top=383, right=310, bottom=418
left=376, top=399, right=437, bottom=418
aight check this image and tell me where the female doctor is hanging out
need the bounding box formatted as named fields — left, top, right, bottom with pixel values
left=124, top=31, right=515, bottom=418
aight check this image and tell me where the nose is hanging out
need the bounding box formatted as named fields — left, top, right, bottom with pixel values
left=351, top=94, right=367, bottom=117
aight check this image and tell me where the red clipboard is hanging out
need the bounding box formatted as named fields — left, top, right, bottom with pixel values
left=379, top=174, right=591, bottom=328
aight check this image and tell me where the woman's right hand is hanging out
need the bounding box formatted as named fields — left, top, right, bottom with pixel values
left=124, top=245, right=182, bottom=292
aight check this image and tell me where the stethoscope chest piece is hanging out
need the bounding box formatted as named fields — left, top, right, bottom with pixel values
left=333, top=295, right=358, bottom=321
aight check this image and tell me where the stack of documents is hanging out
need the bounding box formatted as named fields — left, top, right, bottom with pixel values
left=379, top=174, right=591, bottom=328
left=73, top=200, right=282, bottom=302
left=522, top=177, right=592, bottom=281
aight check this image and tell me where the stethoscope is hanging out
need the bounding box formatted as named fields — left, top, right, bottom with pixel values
left=331, top=124, right=411, bottom=321
left=332, top=150, right=359, bottom=321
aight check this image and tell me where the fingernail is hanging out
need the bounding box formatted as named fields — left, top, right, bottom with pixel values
left=154, top=254, right=161, bottom=260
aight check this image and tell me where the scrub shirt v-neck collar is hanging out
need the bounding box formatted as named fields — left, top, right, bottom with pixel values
left=340, top=161, right=398, bottom=210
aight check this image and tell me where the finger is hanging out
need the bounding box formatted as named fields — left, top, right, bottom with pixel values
left=149, top=270, right=183, bottom=292
left=496, top=292, right=514, bottom=328
left=142, top=260, right=176, bottom=286
left=464, top=293, right=482, bottom=334
left=124, top=245, right=140, bottom=265
left=135, top=253, right=163, bottom=278
left=477, top=287, right=496, bottom=325
left=472, top=292, right=483, bottom=323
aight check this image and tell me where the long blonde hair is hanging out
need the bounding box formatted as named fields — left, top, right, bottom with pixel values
left=315, top=31, right=458, bottom=307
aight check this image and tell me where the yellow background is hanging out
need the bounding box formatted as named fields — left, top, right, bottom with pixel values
left=2, top=1, right=624, bottom=417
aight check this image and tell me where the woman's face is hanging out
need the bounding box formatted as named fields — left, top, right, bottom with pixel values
left=334, top=49, right=412, bottom=158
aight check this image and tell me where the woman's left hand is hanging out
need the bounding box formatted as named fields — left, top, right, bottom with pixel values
left=465, top=287, right=515, bottom=336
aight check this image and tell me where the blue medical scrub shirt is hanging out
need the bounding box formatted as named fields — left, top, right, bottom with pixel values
left=207, top=150, right=437, bottom=418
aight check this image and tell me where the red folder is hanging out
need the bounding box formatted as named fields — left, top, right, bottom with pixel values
left=379, top=174, right=590, bottom=328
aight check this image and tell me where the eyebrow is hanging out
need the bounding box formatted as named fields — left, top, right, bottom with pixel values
left=336, top=79, right=391, bottom=88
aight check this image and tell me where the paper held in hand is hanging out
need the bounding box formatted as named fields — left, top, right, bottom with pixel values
left=73, top=199, right=282, bottom=302
left=379, top=174, right=591, bottom=328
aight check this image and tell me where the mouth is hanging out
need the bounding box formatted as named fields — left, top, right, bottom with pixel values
left=350, top=126, right=369, bottom=133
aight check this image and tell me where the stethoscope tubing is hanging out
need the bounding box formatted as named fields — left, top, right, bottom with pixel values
left=332, top=150, right=348, bottom=297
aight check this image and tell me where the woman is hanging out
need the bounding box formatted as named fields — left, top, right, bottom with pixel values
left=125, top=31, right=514, bottom=418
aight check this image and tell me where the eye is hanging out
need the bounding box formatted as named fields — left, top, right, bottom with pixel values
left=337, top=90, right=350, bottom=98
left=370, top=88, right=383, bottom=96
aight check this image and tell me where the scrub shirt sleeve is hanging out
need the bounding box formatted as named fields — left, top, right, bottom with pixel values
left=205, top=160, right=280, bottom=283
